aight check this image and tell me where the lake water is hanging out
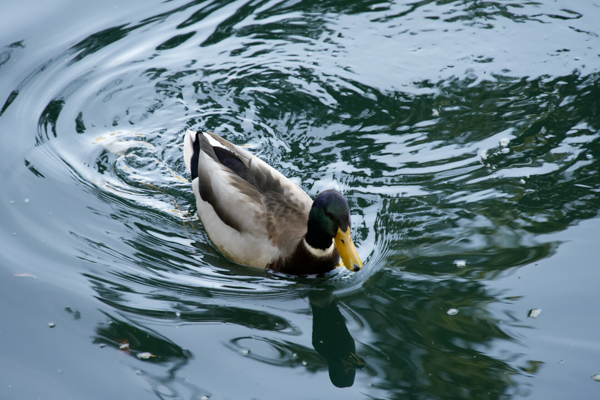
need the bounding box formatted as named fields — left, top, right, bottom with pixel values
left=1, top=1, right=600, bottom=399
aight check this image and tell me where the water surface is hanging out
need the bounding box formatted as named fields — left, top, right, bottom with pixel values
left=1, top=1, right=600, bottom=399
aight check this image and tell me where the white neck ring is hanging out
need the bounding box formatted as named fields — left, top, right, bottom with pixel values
left=303, top=238, right=334, bottom=258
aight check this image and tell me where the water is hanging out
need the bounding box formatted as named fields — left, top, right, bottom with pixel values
left=1, top=1, right=600, bottom=399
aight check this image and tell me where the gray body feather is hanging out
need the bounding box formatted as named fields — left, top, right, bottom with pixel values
left=184, top=130, right=313, bottom=267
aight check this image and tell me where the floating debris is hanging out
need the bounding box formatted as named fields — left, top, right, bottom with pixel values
left=119, top=341, right=130, bottom=351
left=99, top=343, right=106, bottom=348
left=454, top=260, right=466, bottom=268
left=370, top=3, right=390, bottom=10
left=447, top=308, right=459, bottom=316
left=499, top=138, right=510, bottom=147
left=14, top=273, right=36, bottom=278
left=480, top=149, right=488, bottom=160
left=176, top=312, right=181, bottom=317
left=592, top=374, right=600, bottom=381
left=432, top=109, right=439, bottom=117
left=137, top=352, right=155, bottom=360
left=520, top=179, right=526, bottom=184
left=239, top=348, right=250, bottom=356
left=201, top=396, right=210, bottom=400
left=48, top=323, right=55, bottom=328
left=65, top=307, right=81, bottom=319
left=302, top=360, right=308, bottom=366
left=528, top=308, right=542, bottom=318
left=24, top=198, right=30, bottom=203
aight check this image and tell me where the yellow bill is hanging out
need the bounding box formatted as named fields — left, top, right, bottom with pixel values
left=334, top=227, right=363, bottom=272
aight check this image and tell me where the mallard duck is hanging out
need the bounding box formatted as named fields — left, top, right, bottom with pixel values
left=183, top=130, right=363, bottom=275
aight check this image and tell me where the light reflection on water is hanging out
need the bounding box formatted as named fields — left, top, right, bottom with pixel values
left=1, top=0, right=600, bottom=398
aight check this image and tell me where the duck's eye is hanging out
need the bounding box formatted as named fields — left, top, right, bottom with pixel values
left=324, top=210, right=333, bottom=219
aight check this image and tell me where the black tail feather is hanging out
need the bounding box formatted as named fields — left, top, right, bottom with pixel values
left=190, top=132, right=200, bottom=180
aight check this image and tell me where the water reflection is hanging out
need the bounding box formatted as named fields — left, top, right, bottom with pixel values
left=93, top=312, right=206, bottom=399
left=86, top=248, right=529, bottom=397
left=351, top=273, right=523, bottom=399
left=309, top=290, right=365, bottom=388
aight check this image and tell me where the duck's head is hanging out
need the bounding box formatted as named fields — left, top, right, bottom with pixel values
left=306, top=190, right=363, bottom=272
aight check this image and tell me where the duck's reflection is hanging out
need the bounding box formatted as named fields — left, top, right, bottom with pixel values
left=309, top=290, right=365, bottom=388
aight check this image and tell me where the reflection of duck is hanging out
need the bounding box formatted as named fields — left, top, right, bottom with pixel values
left=309, top=291, right=365, bottom=387
left=183, top=130, right=362, bottom=275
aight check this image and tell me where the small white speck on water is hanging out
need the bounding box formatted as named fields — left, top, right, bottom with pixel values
left=48, top=323, right=55, bottom=328
left=480, top=149, right=488, bottom=160
left=499, top=138, right=510, bottom=147
left=24, top=198, right=29, bottom=203
left=15, top=273, right=36, bottom=278
left=137, top=352, right=154, bottom=360
left=99, top=343, right=106, bottom=348
left=432, top=109, right=439, bottom=117
left=176, top=312, right=181, bottom=317
left=520, top=179, right=526, bottom=184
left=240, top=349, right=250, bottom=356
left=447, top=308, right=459, bottom=316
left=586, top=154, right=593, bottom=160
left=302, top=360, right=308, bottom=366
left=528, top=308, right=542, bottom=318
left=454, top=260, right=466, bottom=268
left=592, top=374, right=600, bottom=381
left=370, top=3, right=389, bottom=10
left=201, top=396, right=210, bottom=400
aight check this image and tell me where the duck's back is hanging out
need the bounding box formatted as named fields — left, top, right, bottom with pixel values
left=183, top=130, right=312, bottom=267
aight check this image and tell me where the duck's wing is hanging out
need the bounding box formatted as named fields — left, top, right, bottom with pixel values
left=184, top=130, right=312, bottom=266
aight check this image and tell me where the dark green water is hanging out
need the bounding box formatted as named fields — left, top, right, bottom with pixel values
left=1, top=1, right=600, bottom=399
